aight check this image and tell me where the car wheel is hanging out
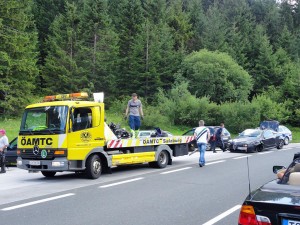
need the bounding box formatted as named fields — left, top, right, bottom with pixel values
left=284, top=137, right=289, bottom=145
left=41, top=171, right=56, bottom=177
left=277, top=140, right=284, bottom=149
left=253, top=147, right=259, bottom=153
left=256, top=145, right=263, bottom=152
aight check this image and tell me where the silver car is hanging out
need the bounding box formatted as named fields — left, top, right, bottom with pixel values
left=137, top=130, right=173, bottom=138
left=278, top=125, right=292, bottom=145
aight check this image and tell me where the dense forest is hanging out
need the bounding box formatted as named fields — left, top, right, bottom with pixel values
left=0, top=0, right=300, bottom=131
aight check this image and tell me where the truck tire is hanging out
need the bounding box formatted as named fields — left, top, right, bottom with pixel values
left=41, top=171, right=56, bottom=177
left=150, top=150, right=169, bottom=169
left=86, top=154, right=102, bottom=179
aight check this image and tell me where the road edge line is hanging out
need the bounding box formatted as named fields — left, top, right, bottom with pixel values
left=160, top=167, right=192, bottom=175
left=1, top=193, right=75, bottom=211
left=99, top=177, right=144, bottom=188
left=202, top=204, right=241, bottom=225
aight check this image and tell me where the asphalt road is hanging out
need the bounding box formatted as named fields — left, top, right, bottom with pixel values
left=0, top=144, right=300, bottom=225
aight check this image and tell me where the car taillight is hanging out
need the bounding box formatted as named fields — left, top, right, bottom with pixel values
left=239, top=205, right=258, bottom=225
left=256, top=215, right=271, bottom=225
left=238, top=205, right=271, bottom=225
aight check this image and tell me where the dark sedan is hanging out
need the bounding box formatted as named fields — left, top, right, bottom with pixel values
left=238, top=154, right=300, bottom=225
left=228, top=129, right=284, bottom=153
left=6, top=137, right=18, bottom=165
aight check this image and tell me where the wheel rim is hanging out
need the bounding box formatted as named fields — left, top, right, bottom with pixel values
left=284, top=137, right=289, bottom=145
left=159, top=152, right=167, bottom=165
left=93, top=160, right=101, bottom=174
left=280, top=140, right=284, bottom=148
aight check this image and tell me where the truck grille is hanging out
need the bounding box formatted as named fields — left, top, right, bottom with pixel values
left=19, top=149, right=55, bottom=160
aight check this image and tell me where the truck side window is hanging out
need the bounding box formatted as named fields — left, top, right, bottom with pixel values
left=73, top=108, right=92, bottom=131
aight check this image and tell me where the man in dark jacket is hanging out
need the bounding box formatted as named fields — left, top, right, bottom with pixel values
left=216, top=123, right=226, bottom=152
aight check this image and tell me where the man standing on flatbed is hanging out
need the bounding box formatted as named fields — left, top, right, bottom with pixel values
left=125, top=93, right=144, bottom=138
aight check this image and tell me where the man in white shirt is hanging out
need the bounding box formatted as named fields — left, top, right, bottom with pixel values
left=0, top=129, right=9, bottom=173
left=194, top=120, right=210, bottom=167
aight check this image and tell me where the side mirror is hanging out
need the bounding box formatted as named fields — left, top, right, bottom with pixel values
left=273, top=166, right=285, bottom=174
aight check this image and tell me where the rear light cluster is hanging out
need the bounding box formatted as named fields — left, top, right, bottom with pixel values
left=239, top=205, right=271, bottom=225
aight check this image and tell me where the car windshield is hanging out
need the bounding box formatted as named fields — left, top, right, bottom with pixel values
left=139, top=131, right=153, bottom=137
left=20, top=106, right=68, bottom=134
left=240, top=129, right=262, bottom=137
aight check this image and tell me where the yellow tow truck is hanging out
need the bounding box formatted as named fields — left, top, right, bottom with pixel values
left=17, top=92, right=194, bottom=179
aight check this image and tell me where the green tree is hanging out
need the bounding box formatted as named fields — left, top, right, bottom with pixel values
left=0, top=0, right=39, bottom=116
left=202, top=3, right=228, bottom=51
left=186, top=0, right=206, bottom=51
left=108, top=0, right=145, bottom=96
left=248, top=25, right=276, bottom=95
left=42, top=1, right=85, bottom=94
left=168, top=0, right=193, bottom=51
left=180, top=50, right=253, bottom=103
left=32, top=0, right=65, bottom=65
left=221, top=0, right=254, bottom=68
left=78, top=0, right=119, bottom=98
left=130, top=20, right=177, bottom=100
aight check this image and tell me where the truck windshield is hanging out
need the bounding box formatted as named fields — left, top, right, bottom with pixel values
left=20, top=106, right=68, bottom=135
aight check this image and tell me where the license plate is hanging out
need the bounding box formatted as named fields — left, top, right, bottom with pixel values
left=238, top=147, right=247, bottom=150
left=29, top=161, right=41, bottom=166
left=282, top=219, right=300, bottom=225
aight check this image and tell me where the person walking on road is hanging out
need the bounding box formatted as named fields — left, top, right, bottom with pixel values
left=216, top=123, right=226, bottom=152
left=210, top=128, right=217, bottom=153
left=125, top=93, right=144, bottom=138
left=0, top=129, right=9, bottom=173
left=194, top=120, right=210, bottom=167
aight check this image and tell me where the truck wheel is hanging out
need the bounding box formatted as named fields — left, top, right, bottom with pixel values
left=86, top=154, right=102, bottom=179
left=41, top=171, right=56, bottom=177
left=155, top=150, right=169, bottom=168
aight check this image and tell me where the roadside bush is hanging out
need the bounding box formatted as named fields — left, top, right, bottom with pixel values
left=251, top=94, right=289, bottom=123
left=219, top=102, right=261, bottom=133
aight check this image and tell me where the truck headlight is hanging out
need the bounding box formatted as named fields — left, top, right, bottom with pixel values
left=17, top=160, right=22, bottom=166
left=52, top=162, right=65, bottom=167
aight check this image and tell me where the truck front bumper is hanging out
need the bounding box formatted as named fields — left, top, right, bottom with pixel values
left=17, top=157, right=69, bottom=171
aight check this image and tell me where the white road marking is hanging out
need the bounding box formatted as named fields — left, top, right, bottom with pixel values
left=99, top=177, right=144, bottom=188
left=1, top=193, right=75, bottom=211
left=278, top=148, right=293, bottom=151
left=206, top=160, right=226, bottom=165
left=160, top=167, right=192, bottom=175
left=258, top=151, right=273, bottom=155
left=202, top=205, right=241, bottom=225
left=233, top=155, right=252, bottom=160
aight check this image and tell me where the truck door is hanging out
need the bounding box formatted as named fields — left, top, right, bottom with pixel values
left=67, top=106, right=105, bottom=161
